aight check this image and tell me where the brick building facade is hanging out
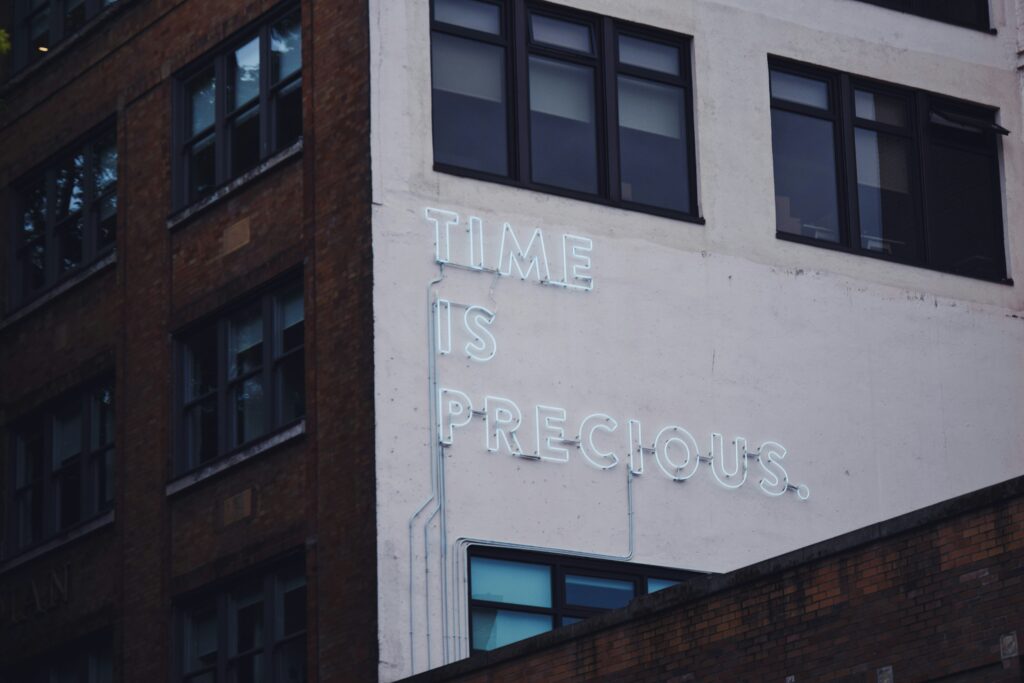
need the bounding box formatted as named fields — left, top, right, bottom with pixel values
left=0, top=0, right=377, bottom=680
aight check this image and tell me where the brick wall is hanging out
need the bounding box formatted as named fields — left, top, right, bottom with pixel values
left=406, top=478, right=1024, bottom=683
left=0, top=0, right=376, bottom=679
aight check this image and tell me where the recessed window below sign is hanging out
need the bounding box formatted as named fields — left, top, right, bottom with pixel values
left=468, top=548, right=700, bottom=652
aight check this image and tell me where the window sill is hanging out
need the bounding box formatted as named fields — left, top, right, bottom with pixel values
left=166, top=139, right=304, bottom=231
left=0, top=510, right=115, bottom=575
left=434, top=164, right=706, bottom=226
left=776, top=232, right=1013, bottom=286
left=1, top=251, right=117, bottom=330
left=166, top=419, right=306, bottom=497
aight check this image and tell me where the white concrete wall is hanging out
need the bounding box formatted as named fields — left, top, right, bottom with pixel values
left=369, top=0, right=1024, bottom=678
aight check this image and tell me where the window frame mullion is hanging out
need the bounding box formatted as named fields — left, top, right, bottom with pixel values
left=215, top=54, right=229, bottom=188
left=260, top=23, right=273, bottom=159
left=837, top=72, right=859, bottom=252
left=217, top=318, right=229, bottom=460
left=512, top=0, right=530, bottom=184
left=601, top=17, right=619, bottom=203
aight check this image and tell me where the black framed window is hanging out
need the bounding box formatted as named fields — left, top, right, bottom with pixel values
left=769, top=59, right=1009, bottom=282
left=5, top=379, right=114, bottom=557
left=430, top=0, right=699, bottom=221
left=10, top=123, right=118, bottom=308
left=849, top=0, right=990, bottom=32
left=5, top=633, right=112, bottom=683
left=468, top=547, right=696, bottom=652
left=176, top=280, right=305, bottom=475
left=178, top=561, right=307, bottom=683
left=11, top=0, right=118, bottom=71
left=173, top=4, right=302, bottom=210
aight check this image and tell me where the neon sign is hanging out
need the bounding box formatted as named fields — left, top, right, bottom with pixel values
left=425, top=208, right=809, bottom=501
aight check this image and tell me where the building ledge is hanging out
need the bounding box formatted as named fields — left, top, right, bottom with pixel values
left=0, top=511, right=115, bottom=575
left=166, top=139, right=304, bottom=231
left=0, top=252, right=117, bottom=330
left=166, top=420, right=306, bottom=496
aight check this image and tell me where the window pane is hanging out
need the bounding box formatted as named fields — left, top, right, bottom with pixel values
left=17, top=488, right=44, bottom=546
left=95, top=447, right=114, bottom=508
left=57, top=465, right=82, bottom=529
left=20, top=178, right=47, bottom=246
left=431, top=33, right=508, bottom=175
left=531, top=14, right=592, bottom=53
left=94, top=132, right=118, bottom=192
left=275, top=638, right=306, bottom=683
left=770, top=70, right=829, bottom=110
left=53, top=403, right=83, bottom=467
left=16, top=431, right=43, bottom=487
left=470, top=557, right=551, bottom=607
left=186, top=326, right=218, bottom=399
left=228, top=653, right=263, bottom=683
left=278, top=288, right=304, bottom=353
left=65, top=0, right=87, bottom=34
left=434, top=0, right=500, bottom=34
left=231, top=588, right=264, bottom=654
left=274, top=78, right=303, bottom=149
left=855, top=129, right=916, bottom=258
left=529, top=56, right=597, bottom=193
left=231, top=37, right=261, bottom=110
left=55, top=152, right=86, bottom=219
left=188, top=134, right=217, bottom=201
left=565, top=574, right=634, bottom=609
left=647, top=577, right=679, bottom=593
left=19, top=240, right=47, bottom=294
left=280, top=572, right=307, bottom=636
left=96, top=193, right=117, bottom=250
left=229, top=307, right=264, bottom=379
left=770, top=109, right=841, bottom=242
left=271, top=12, right=302, bottom=82
left=471, top=608, right=552, bottom=651
left=231, top=106, right=261, bottom=176
left=189, top=69, right=216, bottom=136
left=277, top=354, right=305, bottom=423
left=57, top=216, right=84, bottom=273
left=854, top=90, right=906, bottom=127
left=234, top=376, right=267, bottom=445
left=618, top=76, right=689, bottom=212
left=187, top=608, right=219, bottom=672
left=91, top=386, right=115, bottom=449
left=618, top=35, right=679, bottom=76
left=925, top=141, right=1003, bottom=279
left=187, top=399, right=219, bottom=465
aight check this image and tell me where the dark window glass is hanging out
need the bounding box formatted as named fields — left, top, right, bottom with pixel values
left=178, top=563, right=306, bottom=683
left=434, top=0, right=501, bottom=34
left=530, top=14, right=592, bottom=53
left=10, top=124, right=118, bottom=306
left=6, top=379, right=114, bottom=556
left=64, top=0, right=87, bottom=34
left=529, top=56, right=598, bottom=193
left=174, top=5, right=302, bottom=209
left=430, top=1, right=698, bottom=219
left=619, top=34, right=679, bottom=76
left=850, top=0, right=990, bottom=31
left=618, top=75, right=689, bottom=211
left=431, top=33, right=508, bottom=176
left=564, top=574, right=634, bottom=609
left=468, top=549, right=698, bottom=652
left=854, top=129, right=916, bottom=257
left=176, top=280, right=304, bottom=474
left=13, top=0, right=121, bottom=71
left=769, top=61, right=1007, bottom=281
left=770, top=109, right=841, bottom=243
left=926, top=123, right=1003, bottom=278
